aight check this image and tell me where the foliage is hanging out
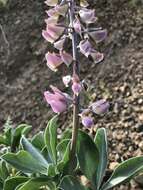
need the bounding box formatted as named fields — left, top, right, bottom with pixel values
left=1, top=117, right=143, bottom=189
left=0, top=0, right=143, bottom=189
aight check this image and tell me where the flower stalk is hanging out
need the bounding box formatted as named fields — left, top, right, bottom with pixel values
left=68, top=0, right=80, bottom=161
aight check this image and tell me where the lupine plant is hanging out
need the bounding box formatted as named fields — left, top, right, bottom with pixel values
left=1, top=0, right=143, bottom=190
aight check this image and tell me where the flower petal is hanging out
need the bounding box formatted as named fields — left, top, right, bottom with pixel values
left=45, top=0, right=58, bottom=7
left=90, top=50, right=104, bottom=64
left=45, top=52, right=63, bottom=71
left=42, top=30, right=55, bottom=43
left=89, top=29, right=107, bottom=43
left=79, top=8, right=97, bottom=24
left=54, top=36, right=66, bottom=50
left=91, top=99, right=110, bottom=115
left=78, top=39, right=92, bottom=57
left=73, top=17, right=82, bottom=35
left=81, top=116, right=94, bottom=127
left=60, top=51, right=73, bottom=66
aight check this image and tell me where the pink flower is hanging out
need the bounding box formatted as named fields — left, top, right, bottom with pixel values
left=81, top=116, right=94, bottom=127
left=73, top=17, right=82, bottom=35
left=79, top=9, right=97, bottom=24
left=45, top=0, right=58, bottom=7
left=42, top=24, right=65, bottom=43
left=89, top=29, right=107, bottom=43
left=55, top=4, right=68, bottom=16
left=90, top=50, right=104, bottom=64
left=46, top=4, right=68, bottom=18
left=54, top=36, right=66, bottom=50
left=60, top=51, right=73, bottom=66
left=78, top=39, right=92, bottom=57
left=45, top=52, right=63, bottom=71
left=42, top=30, right=55, bottom=43
left=45, top=17, right=58, bottom=25
left=72, top=74, right=82, bottom=95
left=46, top=25, right=65, bottom=40
left=44, top=86, right=69, bottom=113
left=91, top=99, right=110, bottom=115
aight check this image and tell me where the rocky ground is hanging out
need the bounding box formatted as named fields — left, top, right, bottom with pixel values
left=0, top=0, right=143, bottom=189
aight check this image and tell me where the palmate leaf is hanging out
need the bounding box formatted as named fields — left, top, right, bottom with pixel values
left=44, top=116, right=58, bottom=164
left=2, top=151, right=47, bottom=174
left=4, top=176, right=29, bottom=190
left=77, top=130, right=99, bottom=188
left=101, top=156, right=143, bottom=190
left=94, top=128, right=108, bottom=190
left=59, top=175, right=89, bottom=190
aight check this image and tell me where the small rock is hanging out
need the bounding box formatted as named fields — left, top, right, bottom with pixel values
left=109, top=162, right=119, bottom=170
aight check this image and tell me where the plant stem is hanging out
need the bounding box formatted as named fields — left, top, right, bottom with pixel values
left=68, top=0, right=79, bottom=161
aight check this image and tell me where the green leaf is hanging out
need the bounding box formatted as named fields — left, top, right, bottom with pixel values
left=31, top=132, right=45, bottom=150
left=57, top=140, right=71, bottom=173
left=101, top=156, right=143, bottom=190
left=94, top=128, right=108, bottom=190
left=11, top=124, right=32, bottom=150
left=57, top=139, right=70, bottom=160
left=4, top=176, right=28, bottom=190
left=77, top=130, right=99, bottom=188
left=0, top=161, right=9, bottom=180
left=44, top=116, right=58, bottom=164
left=59, top=175, right=89, bottom=190
left=0, top=136, right=9, bottom=146
left=2, top=151, right=47, bottom=174
left=21, top=136, right=48, bottom=167
left=16, top=177, right=54, bottom=190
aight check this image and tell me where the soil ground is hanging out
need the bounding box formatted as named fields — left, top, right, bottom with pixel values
left=0, top=0, right=143, bottom=189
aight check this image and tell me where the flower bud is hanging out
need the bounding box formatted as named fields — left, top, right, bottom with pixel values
left=73, top=17, right=82, bottom=36
left=44, top=86, right=69, bottom=113
left=62, top=75, right=71, bottom=87
left=81, top=116, right=94, bottom=127
left=72, top=74, right=82, bottom=95
left=91, top=99, right=110, bottom=115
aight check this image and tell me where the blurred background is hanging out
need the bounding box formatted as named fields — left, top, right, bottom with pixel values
left=0, top=0, right=143, bottom=189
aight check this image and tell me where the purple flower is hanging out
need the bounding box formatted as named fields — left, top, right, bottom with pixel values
left=45, top=52, right=63, bottom=71
left=91, top=99, right=110, bottom=115
left=42, top=24, right=64, bottom=43
left=90, top=50, right=104, bottom=64
left=60, top=51, right=73, bottom=66
left=89, top=29, right=107, bottom=43
left=78, top=39, right=92, bottom=57
left=44, top=86, right=69, bottom=113
left=73, top=17, right=82, bottom=36
left=81, top=116, right=94, bottom=127
left=79, top=8, right=97, bottom=24
left=72, top=74, right=82, bottom=95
